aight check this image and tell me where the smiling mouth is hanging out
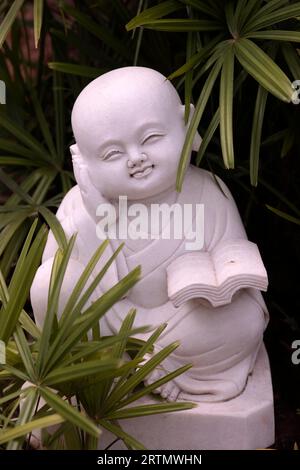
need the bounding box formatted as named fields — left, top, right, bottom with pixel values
left=130, top=164, right=154, bottom=179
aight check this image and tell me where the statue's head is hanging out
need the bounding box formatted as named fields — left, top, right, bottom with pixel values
left=71, top=66, right=201, bottom=200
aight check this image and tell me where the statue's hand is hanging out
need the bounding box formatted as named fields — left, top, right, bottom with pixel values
left=70, top=144, right=107, bottom=222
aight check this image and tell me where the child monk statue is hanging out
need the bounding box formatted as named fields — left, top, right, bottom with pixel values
left=31, top=67, right=268, bottom=402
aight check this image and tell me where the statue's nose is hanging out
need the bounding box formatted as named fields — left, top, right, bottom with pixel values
left=127, top=151, right=147, bottom=167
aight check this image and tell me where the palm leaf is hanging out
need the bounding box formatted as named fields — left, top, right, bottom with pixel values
left=104, top=401, right=196, bottom=420
left=33, top=0, right=44, bottom=48
left=40, top=387, right=100, bottom=438
left=126, top=0, right=183, bottom=30
left=219, top=45, right=235, bottom=169
left=0, top=414, right=64, bottom=445
left=0, top=0, right=24, bottom=48
left=176, top=58, right=223, bottom=191
left=48, top=62, right=107, bottom=78
left=250, top=85, right=268, bottom=186
left=234, top=38, right=293, bottom=102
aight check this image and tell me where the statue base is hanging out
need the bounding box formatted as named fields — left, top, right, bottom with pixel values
left=99, top=345, right=274, bottom=450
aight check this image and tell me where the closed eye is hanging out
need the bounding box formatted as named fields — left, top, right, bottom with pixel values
left=102, top=150, right=123, bottom=161
left=142, top=133, right=165, bottom=145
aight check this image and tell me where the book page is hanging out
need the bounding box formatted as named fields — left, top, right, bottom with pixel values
left=211, top=239, right=267, bottom=286
left=167, top=251, right=216, bottom=298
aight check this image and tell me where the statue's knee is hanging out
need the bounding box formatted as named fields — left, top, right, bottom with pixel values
left=240, top=296, right=265, bottom=352
left=30, top=257, right=55, bottom=327
left=31, top=257, right=98, bottom=328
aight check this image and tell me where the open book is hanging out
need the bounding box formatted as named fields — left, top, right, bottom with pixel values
left=167, top=239, right=268, bottom=308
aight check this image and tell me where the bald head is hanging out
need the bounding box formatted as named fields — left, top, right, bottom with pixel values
left=71, top=67, right=183, bottom=147
left=70, top=66, right=201, bottom=201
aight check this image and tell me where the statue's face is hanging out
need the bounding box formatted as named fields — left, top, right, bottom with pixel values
left=72, top=69, right=189, bottom=201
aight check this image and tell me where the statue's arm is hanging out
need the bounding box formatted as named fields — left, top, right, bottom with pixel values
left=203, top=174, right=247, bottom=252
left=31, top=188, right=98, bottom=327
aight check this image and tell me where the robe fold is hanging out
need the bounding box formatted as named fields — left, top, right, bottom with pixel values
left=40, top=165, right=268, bottom=402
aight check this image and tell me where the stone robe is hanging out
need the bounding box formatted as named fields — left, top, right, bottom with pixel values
left=31, top=165, right=268, bottom=402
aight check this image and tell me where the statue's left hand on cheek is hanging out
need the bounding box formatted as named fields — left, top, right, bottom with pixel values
left=70, top=144, right=107, bottom=222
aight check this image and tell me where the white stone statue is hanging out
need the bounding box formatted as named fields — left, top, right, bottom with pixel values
left=31, top=66, right=269, bottom=403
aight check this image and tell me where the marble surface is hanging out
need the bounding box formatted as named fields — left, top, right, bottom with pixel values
left=98, top=345, right=275, bottom=450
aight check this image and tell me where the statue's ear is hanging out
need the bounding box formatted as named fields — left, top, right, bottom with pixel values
left=70, top=143, right=78, bottom=155
left=70, top=143, right=83, bottom=161
left=181, top=104, right=202, bottom=152
left=69, top=143, right=87, bottom=187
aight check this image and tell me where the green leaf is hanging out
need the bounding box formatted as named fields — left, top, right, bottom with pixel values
left=112, top=309, right=136, bottom=360
left=103, top=341, right=181, bottom=412
left=246, top=30, right=300, bottom=42
left=33, top=0, right=44, bottom=48
left=0, top=414, right=64, bottom=445
left=29, top=86, right=57, bottom=160
left=43, top=359, right=122, bottom=386
left=0, top=168, right=34, bottom=205
left=19, top=310, right=41, bottom=339
left=132, top=5, right=145, bottom=66
left=96, top=309, right=137, bottom=405
left=281, top=43, right=300, bottom=81
left=48, top=62, right=107, bottom=78
left=184, top=31, right=196, bottom=123
left=0, top=268, right=8, bottom=304
left=37, top=236, right=76, bottom=375
left=266, top=205, right=300, bottom=225
left=0, top=138, right=34, bottom=158
left=234, top=38, right=293, bottom=102
left=168, top=33, right=224, bottom=80
left=105, top=323, right=167, bottom=403
left=0, top=215, right=29, bottom=256
left=244, top=3, right=300, bottom=33
left=0, top=364, right=28, bottom=382
left=13, top=326, right=35, bottom=381
left=220, top=45, right=235, bottom=169
left=131, top=19, right=221, bottom=32
left=60, top=331, right=146, bottom=367
left=233, top=0, right=249, bottom=31
left=53, top=70, right=65, bottom=164
left=104, top=402, right=196, bottom=420
left=250, top=85, right=268, bottom=186
left=6, top=387, right=38, bottom=450
left=38, top=206, right=67, bottom=250
left=176, top=58, right=223, bottom=191
left=196, top=108, right=219, bottom=165
left=126, top=0, right=183, bottom=30
left=39, top=387, right=100, bottom=438
left=3, top=171, right=42, bottom=209
left=62, top=3, right=132, bottom=60
left=45, top=265, right=141, bottom=372
left=0, top=0, right=24, bottom=48
left=281, top=128, right=294, bottom=158
left=117, top=364, right=192, bottom=409
left=180, top=0, right=222, bottom=19
left=32, top=171, right=56, bottom=206
left=57, top=240, right=109, bottom=329
left=0, top=222, right=47, bottom=342
left=45, top=242, right=123, bottom=371
left=225, top=1, right=236, bottom=37
left=0, top=111, right=52, bottom=164
left=99, top=419, right=146, bottom=450
left=0, top=388, right=25, bottom=406
left=0, top=156, right=36, bottom=166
